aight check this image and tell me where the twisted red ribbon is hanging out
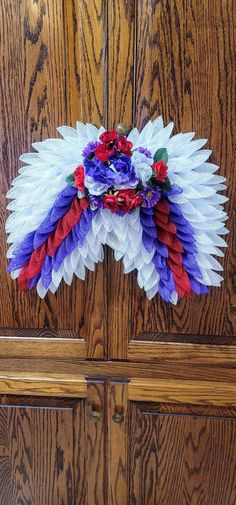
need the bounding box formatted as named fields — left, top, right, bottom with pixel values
left=18, top=197, right=88, bottom=290
left=154, top=199, right=192, bottom=298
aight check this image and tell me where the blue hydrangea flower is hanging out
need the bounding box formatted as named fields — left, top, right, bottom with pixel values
left=84, top=153, right=138, bottom=190
left=110, top=155, right=138, bottom=188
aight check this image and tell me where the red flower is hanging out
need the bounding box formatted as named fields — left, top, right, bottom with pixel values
left=103, top=194, right=119, bottom=212
left=117, top=189, right=142, bottom=211
left=74, top=165, right=85, bottom=191
left=116, top=136, right=133, bottom=157
left=117, top=189, right=134, bottom=211
left=152, top=160, right=168, bottom=181
left=117, top=189, right=136, bottom=199
left=99, top=130, right=118, bottom=144
left=130, top=194, right=143, bottom=208
left=95, top=143, right=115, bottom=161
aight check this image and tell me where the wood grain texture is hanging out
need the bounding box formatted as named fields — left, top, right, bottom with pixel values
left=107, top=0, right=236, bottom=355
left=0, top=0, right=65, bottom=330
left=64, top=0, right=107, bottom=126
left=0, top=327, right=78, bottom=339
left=129, top=401, right=236, bottom=505
left=0, top=337, right=86, bottom=359
left=128, top=340, right=236, bottom=366
left=87, top=379, right=106, bottom=505
left=0, top=371, right=87, bottom=398
left=107, top=380, right=129, bottom=505
left=0, top=396, right=86, bottom=505
left=107, top=0, right=136, bottom=359
left=107, top=0, right=135, bottom=128
left=2, top=357, right=236, bottom=385
left=128, top=378, right=236, bottom=407
left=0, top=0, right=107, bottom=358
left=64, top=0, right=108, bottom=358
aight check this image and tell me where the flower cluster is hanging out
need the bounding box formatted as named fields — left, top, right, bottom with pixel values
left=66, top=128, right=171, bottom=213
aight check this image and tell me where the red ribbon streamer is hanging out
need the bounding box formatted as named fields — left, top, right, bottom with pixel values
left=18, top=197, right=88, bottom=290
left=154, top=199, right=193, bottom=298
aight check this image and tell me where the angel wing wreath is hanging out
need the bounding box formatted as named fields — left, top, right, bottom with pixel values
left=5, top=117, right=228, bottom=303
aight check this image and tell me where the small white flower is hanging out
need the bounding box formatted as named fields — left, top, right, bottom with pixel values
left=131, top=150, right=153, bottom=184
left=84, top=174, right=109, bottom=195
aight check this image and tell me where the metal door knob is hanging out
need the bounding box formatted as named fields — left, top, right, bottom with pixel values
left=90, top=410, right=101, bottom=422
left=112, top=412, right=124, bottom=423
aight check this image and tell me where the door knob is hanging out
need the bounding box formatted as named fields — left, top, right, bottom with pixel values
left=112, top=412, right=124, bottom=423
left=90, top=410, right=101, bottom=422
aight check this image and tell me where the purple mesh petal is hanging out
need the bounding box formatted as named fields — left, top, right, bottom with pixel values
left=7, top=185, right=77, bottom=274
left=52, top=208, right=97, bottom=273
left=142, top=232, right=155, bottom=252
left=158, top=281, right=173, bottom=302
left=7, top=232, right=35, bottom=272
left=155, top=241, right=168, bottom=258
left=33, top=185, right=77, bottom=248
left=27, top=273, right=40, bottom=289
left=41, top=256, right=53, bottom=289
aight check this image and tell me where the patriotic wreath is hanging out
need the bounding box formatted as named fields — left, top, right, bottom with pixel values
left=6, top=117, right=228, bottom=303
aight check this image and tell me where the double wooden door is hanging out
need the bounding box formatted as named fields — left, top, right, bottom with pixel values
left=0, top=0, right=236, bottom=504
left=1, top=378, right=236, bottom=504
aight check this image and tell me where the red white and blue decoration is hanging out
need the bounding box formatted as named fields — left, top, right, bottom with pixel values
left=6, top=117, right=228, bottom=303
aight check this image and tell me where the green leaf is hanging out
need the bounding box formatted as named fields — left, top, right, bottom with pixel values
left=159, top=177, right=172, bottom=192
left=153, top=147, right=168, bottom=164
left=66, top=173, right=75, bottom=187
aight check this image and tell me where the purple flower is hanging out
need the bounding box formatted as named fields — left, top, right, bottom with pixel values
left=82, top=141, right=99, bottom=158
left=111, top=155, right=138, bottom=187
left=139, top=147, right=152, bottom=158
left=84, top=153, right=138, bottom=188
left=84, top=157, right=115, bottom=185
left=89, top=194, right=104, bottom=210
left=140, top=187, right=161, bottom=208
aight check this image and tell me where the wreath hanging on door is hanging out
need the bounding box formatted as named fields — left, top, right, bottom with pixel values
left=6, top=117, right=228, bottom=303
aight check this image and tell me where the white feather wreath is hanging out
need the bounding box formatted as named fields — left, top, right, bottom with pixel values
left=6, top=117, right=228, bottom=302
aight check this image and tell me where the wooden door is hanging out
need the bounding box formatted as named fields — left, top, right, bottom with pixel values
left=0, top=1, right=236, bottom=505
left=0, top=396, right=87, bottom=505
left=0, top=0, right=108, bottom=361
left=1, top=2, right=235, bottom=356
left=108, top=380, right=236, bottom=505
left=129, top=402, right=236, bottom=504
left=107, top=0, right=236, bottom=361
left=0, top=376, right=107, bottom=505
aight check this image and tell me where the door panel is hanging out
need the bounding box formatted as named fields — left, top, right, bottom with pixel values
left=0, top=396, right=86, bottom=505
left=1, top=1, right=235, bottom=360
left=107, top=0, right=236, bottom=359
left=106, top=381, right=236, bottom=505
left=0, top=0, right=107, bottom=358
left=129, top=402, right=236, bottom=505
left=0, top=377, right=108, bottom=505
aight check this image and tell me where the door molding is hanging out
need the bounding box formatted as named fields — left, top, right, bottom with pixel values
left=0, top=336, right=86, bottom=358
left=0, top=371, right=87, bottom=398
left=128, top=378, right=236, bottom=407
left=128, top=340, right=236, bottom=366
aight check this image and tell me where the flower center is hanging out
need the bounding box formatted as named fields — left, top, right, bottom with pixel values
left=147, top=191, right=153, bottom=197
